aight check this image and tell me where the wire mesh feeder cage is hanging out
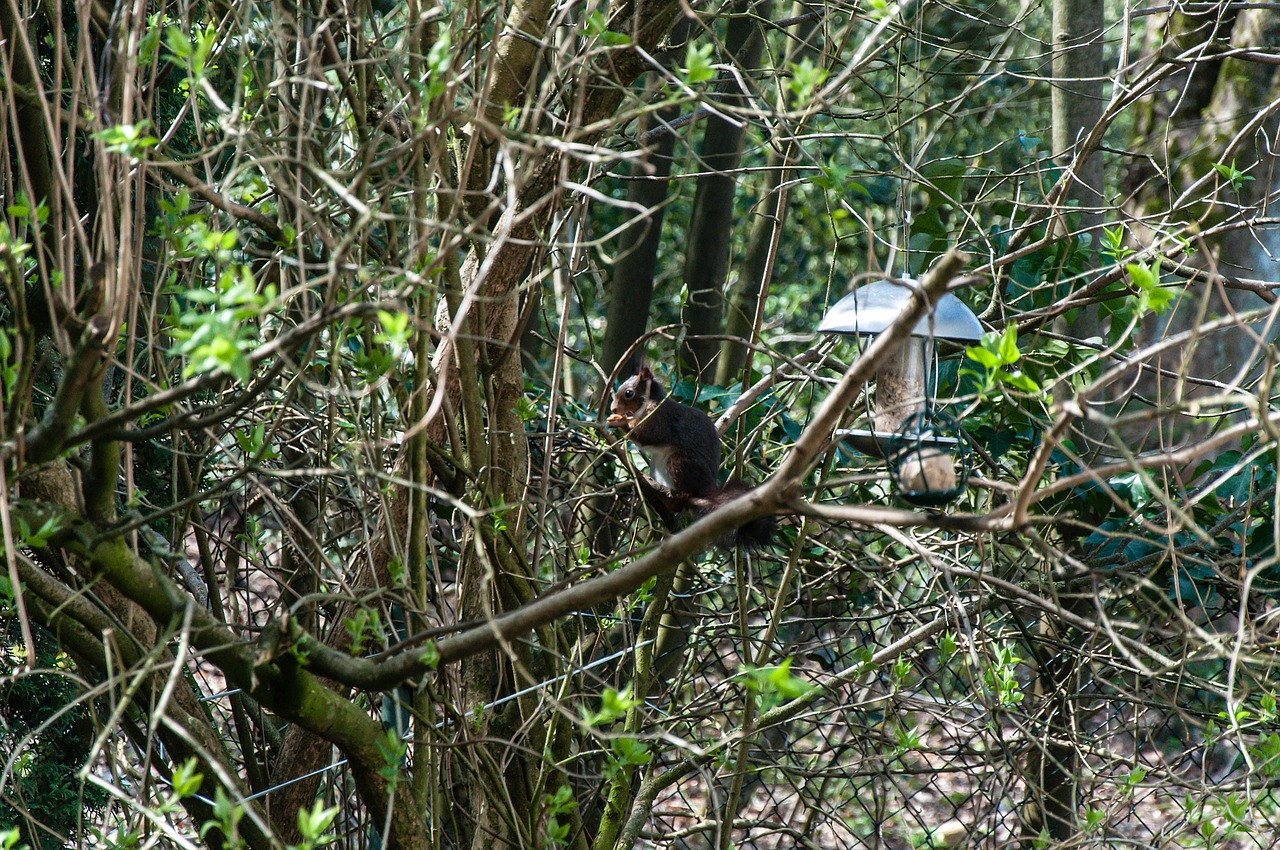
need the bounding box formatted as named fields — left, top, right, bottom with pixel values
left=817, top=275, right=983, bottom=508
left=885, top=409, right=972, bottom=507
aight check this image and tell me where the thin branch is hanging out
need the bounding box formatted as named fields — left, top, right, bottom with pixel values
left=155, top=161, right=287, bottom=245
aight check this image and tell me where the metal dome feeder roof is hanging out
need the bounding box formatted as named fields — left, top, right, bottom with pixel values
left=818, top=279, right=983, bottom=342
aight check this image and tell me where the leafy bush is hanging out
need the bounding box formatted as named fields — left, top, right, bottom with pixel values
left=0, top=622, right=106, bottom=849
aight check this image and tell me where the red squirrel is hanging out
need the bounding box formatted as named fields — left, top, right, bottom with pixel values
left=608, top=366, right=773, bottom=549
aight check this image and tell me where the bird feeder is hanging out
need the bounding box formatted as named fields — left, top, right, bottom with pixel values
left=817, top=277, right=982, bottom=506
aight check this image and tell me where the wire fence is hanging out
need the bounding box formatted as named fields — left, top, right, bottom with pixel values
left=3, top=0, right=1280, bottom=847
left=112, top=425, right=1274, bottom=850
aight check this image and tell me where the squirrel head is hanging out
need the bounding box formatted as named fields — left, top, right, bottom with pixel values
left=611, top=365, right=666, bottom=419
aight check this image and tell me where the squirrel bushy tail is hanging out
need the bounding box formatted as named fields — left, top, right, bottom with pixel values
left=691, top=480, right=776, bottom=550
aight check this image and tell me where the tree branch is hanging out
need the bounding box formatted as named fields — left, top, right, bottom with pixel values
left=23, top=507, right=430, bottom=850
left=155, top=161, right=287, bottom=245
left=24, top=316, right=114, bottom=464
left=289, top=251, right=975, bottom=690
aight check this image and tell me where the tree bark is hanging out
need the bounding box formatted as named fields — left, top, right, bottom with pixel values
left=1051, top=0, right=1105, bottom=237
left=680, top=0, right=769, bottom=382
left=1019, top=3, right=1107, bottom=842
left=602, top=101, right=680, bottom=377
left=1123, top=8, right=1280, bottom=447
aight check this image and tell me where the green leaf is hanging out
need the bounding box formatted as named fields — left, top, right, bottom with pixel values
left=965, top=345, right=1000, bottom=369
left=376, top=729, right=407, bottom=781
left=584, top=685, right=640, bottom=727
left=738, top=658, right=815, bottom=711
left=1255, top=732, right=1280, bottom=776
left=21, top=515, right=62, bottom=548
left=171, top=758, right=204, bottom=799
left=1125, top=260, right=1155, bottom=292
left=202, top=787, right=245, bottom=841
left=376, top=309, right=410, bottom=350
left=891, top=658, right=911, bottom=683
left=767, top=661, right=815, bottom=699
left=920, top=159, right=967, bottom=205
left=995, top=325, right=1021, bottom=365
left=191, top=26, right=216, bottom=77
left=585, top=10, right=631, bottom=46
left=165, top=26, right=192, bottom=61
left=1222, top=793, right=1251, bottom=826
left=545, top=784, right=574, bottom=813
left=682, top=42, right=716, bottom=85
left=610, top=736, right=651, bottom=766
left=93, top=122, right=159, bottom=159
left=343, top=608, right=378, bottom=654
left=425, top=27, right=453, bottom=101
left=787, top=57, right=828, bottom=100
left=1213, top=158, right=1255, bottom=191
left=1110, top=471, right=1150, bottom=505
left=1006, top=372, right=1041, bottom=393
left=1100, top=224, right=1133, bottom=263
left=1127, top=260, right=1173, bottom=315
left=296, top=800, right=338, bottom=843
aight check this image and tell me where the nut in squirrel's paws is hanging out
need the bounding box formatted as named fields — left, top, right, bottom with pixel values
left=607, top=413, right=631, bottom=428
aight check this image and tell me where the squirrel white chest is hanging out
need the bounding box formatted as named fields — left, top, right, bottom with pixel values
left=638, top=444, right=677, bottom=491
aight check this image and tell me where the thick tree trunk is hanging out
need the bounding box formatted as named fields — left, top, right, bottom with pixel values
left=1019, top=616, right=1083, bottom=847
left=1124, top=8, right=1280, bottom=447
left=680, top=0, right=769, bottom=382
left=602, top=101, right=680, bottom=377
left=1020, top=2, right=1107, bottom=842
left=1051, top=0, right=1105, bottom=236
